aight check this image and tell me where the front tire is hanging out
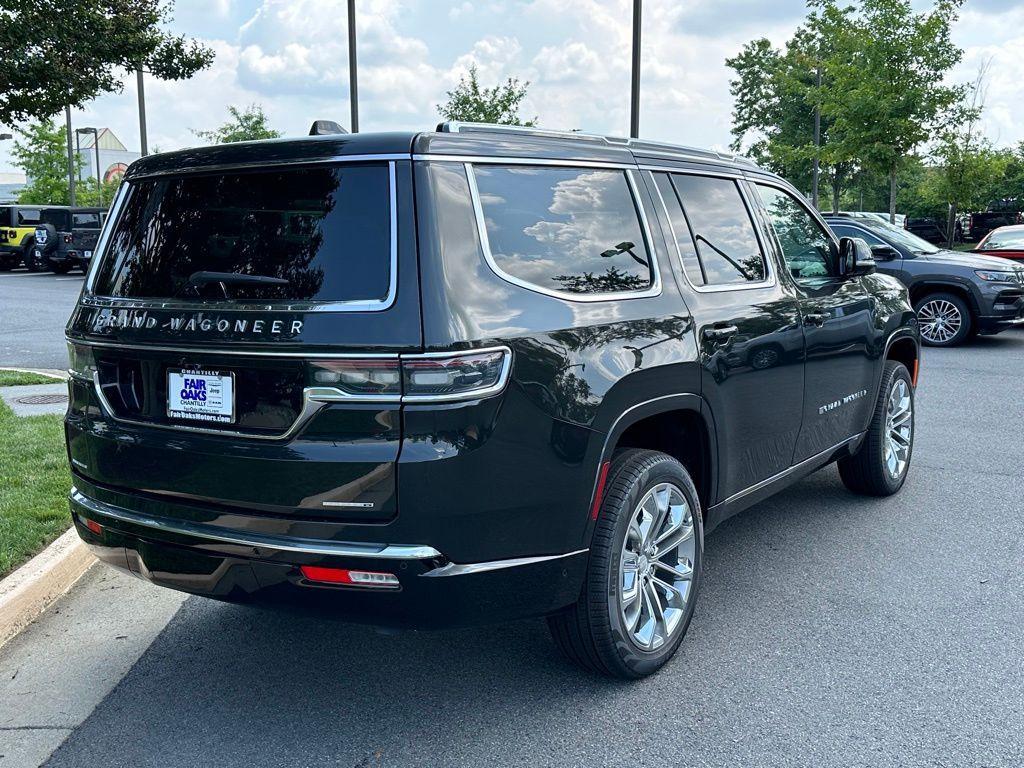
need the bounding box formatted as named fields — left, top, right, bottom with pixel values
left=915, top=292, right=971, bottom=347
left=548, top=449, right=703, bottom=678
left=838, top=361, right=914, bottom=496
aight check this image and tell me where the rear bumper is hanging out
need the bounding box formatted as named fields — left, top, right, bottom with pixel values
left=70, top=486, right=588, bottom=629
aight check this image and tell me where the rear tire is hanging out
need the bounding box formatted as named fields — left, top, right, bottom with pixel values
left=915, top=292, right=971, bottom=347
left=839, top=361, right=914, bottom=496
left=548, top=449, right=703, bottom=679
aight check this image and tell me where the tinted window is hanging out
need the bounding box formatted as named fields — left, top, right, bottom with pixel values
left=39, top=209, right=71, bottom=230
left=16, top=209, right=41, bottom=225
left=72, top=212, right=102, bottom=228
left=670, top=175, right=767, bottom=286
left=653, top=173, right=706, bottom=286
left=92, top=164, right=392, bottom=303
left=473, top=165, right=653, bottom=296
left=755, top=185, right=835, bottom=280
left=0, top=207, right=11, bottom=227
left=829, top=224, right=885, bottom=246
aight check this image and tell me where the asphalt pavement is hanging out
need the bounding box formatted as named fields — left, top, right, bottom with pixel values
left=0, top=271, right=1022, bottom=767
left=0, top=268, right=84, bottom=370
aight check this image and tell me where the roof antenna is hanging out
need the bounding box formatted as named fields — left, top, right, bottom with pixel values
left=309, top=120, right=348, bottom=136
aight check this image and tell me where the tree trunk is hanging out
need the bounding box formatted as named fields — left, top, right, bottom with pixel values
left=946, top=202, right=958, bottom=250
left=889, top=167, right=897, bottom=225
left=832, top=173, right=841, bottom=214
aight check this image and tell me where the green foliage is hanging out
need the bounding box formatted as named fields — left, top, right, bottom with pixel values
left=12, top=119, right=75, bottom=205
left=0, top=400, right=70, bottom=577
left=75, top=175, right=123, bottom=207
left=0, top=0, right=214, bottom=124
left=438, top=65, right=536, bottom=126
left=0, top=370, right=60, bottom=386
left=193, top=104, right=283, bottom=145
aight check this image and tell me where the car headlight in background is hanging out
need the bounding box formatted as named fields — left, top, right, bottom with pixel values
left=974, top=270, right=1018, bottom=283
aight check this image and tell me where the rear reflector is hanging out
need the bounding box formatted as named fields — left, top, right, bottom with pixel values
left=299, top=565, right=400, bottom=589
left=590, top=461, right=611, bottom=520
left=83, top=517, right=103, bottom=535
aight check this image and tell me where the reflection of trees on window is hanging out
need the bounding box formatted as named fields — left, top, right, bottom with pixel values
left=756, top=185, right=833, bottom=280
left=475, top=165, right=653, bottom=296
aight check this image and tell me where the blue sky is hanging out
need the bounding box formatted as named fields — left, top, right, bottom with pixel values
left=3, top=0, right=1023, bottom=175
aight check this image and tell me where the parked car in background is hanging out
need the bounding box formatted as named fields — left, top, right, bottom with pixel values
left=974, top=225, right=1024, bottom=264
left=966, top=199, right=1022, bottom=242
left=904, top=216, right=952, bottom=246
left=858, top=211, right=907, bottom=229
left=826, top=214, right=1024, bottom=347
left=0, top=204, right=51, bottom=269
left=28, top=206, right=104, bottom=273
left=65, top=122, right=921, bottom=679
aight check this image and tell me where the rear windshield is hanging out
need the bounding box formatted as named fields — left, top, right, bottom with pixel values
left=91, top=163, right=392, bottom=304
left=72, top=211, right=102, bottom=228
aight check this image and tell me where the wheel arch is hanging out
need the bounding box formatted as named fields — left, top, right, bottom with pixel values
left=589, top=394, right=717, bottom=524
left=908, top=279, right=979, bottom=317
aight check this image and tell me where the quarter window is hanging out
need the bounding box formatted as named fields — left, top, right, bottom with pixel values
left=755, top=185, right=836, bottom=280
left=472, top=165, right=654, bottom=296
left=668, top=174, right=767, bottom=286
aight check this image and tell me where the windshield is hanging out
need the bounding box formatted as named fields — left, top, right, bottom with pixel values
left=91, top=163, right=393, bottom=304
left=859, top=219, right=939, bottom=254
left=980, top=230, right=1024, bottom=250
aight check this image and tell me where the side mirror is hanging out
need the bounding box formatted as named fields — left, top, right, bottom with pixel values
left=839, top=237, right=876, bottom=276
left=870, top=244, right=900, bottom=262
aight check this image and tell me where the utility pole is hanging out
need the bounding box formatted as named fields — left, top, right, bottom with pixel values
left=629, top=0, right=642, bottom=138
left=64, top=105, right=76, bottom=206
left=137, top=66, right=149, bottom=156
left=811, top=66, right=821, bottom=209
left=348, top=0, right=359, bottom=133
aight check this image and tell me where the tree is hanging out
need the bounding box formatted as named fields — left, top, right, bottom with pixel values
left=193, top=104, right=283, bottom=144
left=12, top=119, right=75, bottom=205
left=0, top=0, right=214, bottom=124
left=438, top=65, right=536, bottom=126
left=820, top=0, right=967, bottom=223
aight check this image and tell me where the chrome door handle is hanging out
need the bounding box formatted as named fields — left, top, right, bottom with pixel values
left=704, top=325, right=738, bottom=342
left=804, top=312, right=830, bottom=326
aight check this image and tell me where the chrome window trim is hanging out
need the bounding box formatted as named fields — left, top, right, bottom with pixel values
left=638, top=163, right=745, bottom=180
left=647, top=169, right=777, bottom=294
left=465, top=162, right=663, bottom=303
left=70, top=487, right=442, bottom=559
left=414, top=153, right=634, bottom=170
left=83, top=160, right=400, bottom=314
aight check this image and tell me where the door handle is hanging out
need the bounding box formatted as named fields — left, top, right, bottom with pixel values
left=804, top=312, right=830, bottom=327
left=704, top=324, right=739, bottom=342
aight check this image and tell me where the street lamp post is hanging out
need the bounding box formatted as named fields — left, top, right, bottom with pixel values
left=137, top=66, right=149, bottom=156
left=65, top=106, right=76, bottom=207
left=76, top=127, right=100, bottom=206
left=347, top=0, right=359, bottom=133
left=630, top=0, right=642, bottom=138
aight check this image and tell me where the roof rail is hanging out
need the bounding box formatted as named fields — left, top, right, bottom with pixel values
left=435, top=121, right=759, bottom=167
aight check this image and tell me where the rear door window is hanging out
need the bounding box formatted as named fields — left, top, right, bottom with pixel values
left=92, top=163, right=393, bottom=305
left=16, top=208, right=41, bottom=225
left=668, top=174, right=768, bottom=287
left=471, top=164, right=655, bottom=297
left=72, top=212, right=102, bottom=229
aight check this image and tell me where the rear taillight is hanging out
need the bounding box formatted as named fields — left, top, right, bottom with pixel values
left=307, top=347, right=511, bottom=403
left=64, top=234, right=73, bottom=243
left=300, top=565, right=400, bottom=588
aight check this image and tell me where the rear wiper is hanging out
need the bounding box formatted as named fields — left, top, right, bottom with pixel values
left=187, top=271, right=290, bottom=288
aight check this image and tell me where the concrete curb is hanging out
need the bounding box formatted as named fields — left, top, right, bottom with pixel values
left=0, top=527, right=96, bottom=650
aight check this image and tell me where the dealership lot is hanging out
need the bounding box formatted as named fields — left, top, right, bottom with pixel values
left=0, top=269, right=84, bottom=370
left=0, top=274, right=1020, bottom=766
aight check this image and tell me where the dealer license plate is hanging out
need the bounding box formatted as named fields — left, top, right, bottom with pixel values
left=167, top=369, right=235, bottom=423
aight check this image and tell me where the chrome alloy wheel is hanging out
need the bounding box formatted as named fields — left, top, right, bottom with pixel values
left=884, top=378, right=913, bottom=480
left=917, top=299, right=962, bottom=344
left=618, top=483, right=696, bottom=652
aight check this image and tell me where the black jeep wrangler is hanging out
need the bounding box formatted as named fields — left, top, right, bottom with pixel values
left=29, top=206, right=104, bottom=273
left=65, top=124, right=920, bottom=678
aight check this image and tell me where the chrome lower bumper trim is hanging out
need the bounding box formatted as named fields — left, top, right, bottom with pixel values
left=70, top=487, right=442, bottom=560
left=422, top=549, right=589, bottom=577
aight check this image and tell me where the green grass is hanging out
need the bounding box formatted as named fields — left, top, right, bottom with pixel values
left=0, top=370, right=61, bottom=387
left=0, top=398, right=71, bottom=577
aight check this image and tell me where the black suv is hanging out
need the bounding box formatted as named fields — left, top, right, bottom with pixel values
left=826, top=214, right=1024, bottom=346
left=65, top=124, right=920, bottom=678
left=29, top=206, right=104, bottom=273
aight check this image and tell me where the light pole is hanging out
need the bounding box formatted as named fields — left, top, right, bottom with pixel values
left=137, top=66, right=149, bottom=156
left=76, top=127, right=100, bottom=206
left=811, top=66, right=821, bottom=209
left=347, top=0, right=359, bottom=133
left=65, top=106, right=76, bottom=206
left=629, top=0, right=642, bottom=138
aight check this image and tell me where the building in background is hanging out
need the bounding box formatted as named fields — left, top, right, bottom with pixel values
left=0, top=172, right=25, bottom=202
left=77, top=128, right=140, bottom=184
